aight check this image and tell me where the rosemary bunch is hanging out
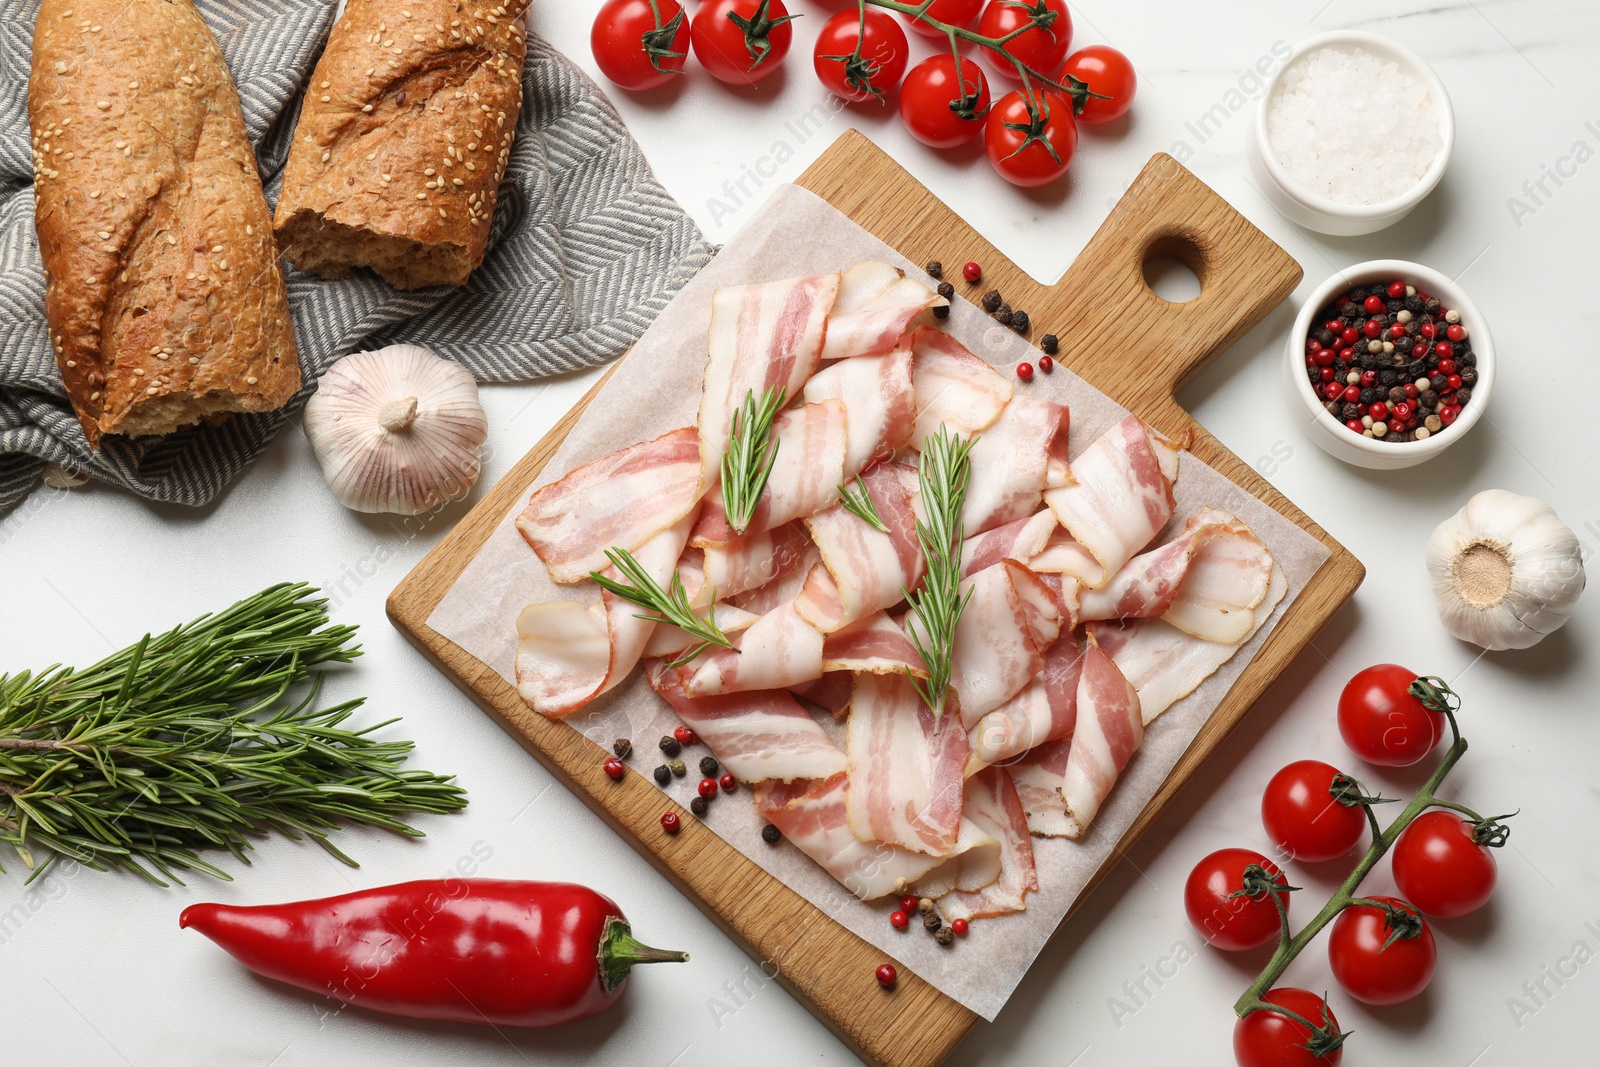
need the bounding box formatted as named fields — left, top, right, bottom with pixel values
left=0, top=583, right=467, bottom=886
left=903, top=425, right=975, bottom=720
left=721, top=386, right=785, bottom=536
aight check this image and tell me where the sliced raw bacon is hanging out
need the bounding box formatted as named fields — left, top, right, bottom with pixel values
left=790, top=673, right=853, bottom=718
left=701, top=522, right=813, bottom=602
left=514, top=513, right=696, bottom=716
left=909, top=328, right=1013, bottom=446
left=797, top=463, right=923, bottom=632
left=1092, top=563, right=1288, bottom=724
left=1029, top=528, right=1106, bottom=588
left=1044, top=415, right=1181, bottom=586
left=940, top=768, right=1039, bottom=921
left=821, top=612, right=925, bottom=676
left=698, top=273, right=840, bottom=482
left=682, top=600, right=824, bottom=697
left=817, top=261, right=943, bottom=363
left=802, top=346, right=916, bottom=473
left=730, top=539, right=821, bottom=616
left=648, top=662, right=846, bottom=784
left=960, top=397, right=1070, bottom=536
left=692, top=399, right=849, bottom=548
left=1010, top=740, right=1073, bottom=838
left=845, top=673, right=970, bottom=855
left=967, top=630, right=1085, bottom=775
left=517, top=427, right=702, bottom=584
left=947, top=559, right=1063, bottom=728
left=641, top=604, right=760, bottom=660
left=1061, top=632, right=1143, bottom=839
left=962, top=509, right=1059, bottom=579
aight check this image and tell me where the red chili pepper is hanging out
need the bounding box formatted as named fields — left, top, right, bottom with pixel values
left=179, top=880, right=688, bottom=1028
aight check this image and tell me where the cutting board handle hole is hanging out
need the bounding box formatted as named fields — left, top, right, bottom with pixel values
left=1141, top=235, right=1205, bottom=305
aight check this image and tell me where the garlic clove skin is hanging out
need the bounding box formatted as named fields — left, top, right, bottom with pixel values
left=1426, top=489, right=1586, bottom=651
left=304, top=344, right=489, bottom=516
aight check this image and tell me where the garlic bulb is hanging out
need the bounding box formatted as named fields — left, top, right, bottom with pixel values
left=304, top=344, right=488, bottom=516
left=1426, top=489, right=1585, bottom=651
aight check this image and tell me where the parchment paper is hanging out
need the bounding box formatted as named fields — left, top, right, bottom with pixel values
left=425, top=183, right=1330, bottom=1021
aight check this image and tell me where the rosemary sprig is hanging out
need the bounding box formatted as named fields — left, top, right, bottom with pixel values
left=721, top=387, right=785, bottom=536
left=0, top=584, right=467, bottom=887
left=902, top=425, right=976, bottom=720
left=838, top=474, right=889, bottom=533
left=591, top=547, right=735, bottom=668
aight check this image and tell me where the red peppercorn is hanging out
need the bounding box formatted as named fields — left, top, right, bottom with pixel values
left=1015, top=361, right=1033, bottom=380
left=1345, top=419, right=1364, bottom=433
left=673, top=726, right=696, bottom=746
left=1369, top=402, right=1389, bottom=420
left=1446, top=373, right=1463, bottom=392
left=1440, top=405, right=1460, bottom=426
left=1388, top=419, right=1405, bottom=435
left=876, top=963, right=897, bottom=988
left=1437, top=358, right=1457, bottom=376
left=1387, top=281, right=1407, bottom=299
left=1420, top=322, right=1437, bottom=339
left=1393, top=401, right=1413, bottom=420
left=603, top=757, right=625, bottom=780
left=889, top=910, right=909, bottom=930
left=899, top=894, right=919, bottom=914
left=1306, top=337, right=1321, bottom=354
left=1363, top=319, right=1381, bottom=339
left=1388, top=323, right=1407, bottom=340
left=1360, top=370, right=1377, bottom=387
left=719, top=773, right=737, bottom=794
left=1339, top=347, right=1354, bottom=362
left=1412, top=342, right=1429, bottom=359
left=1324, top=319, right=1344, bottom=334
left=1319, top=368, right=1334, bottom=382
left=1340, top=327, right=1359, bottom=345
left=1037, top=354, right=1054, bottom=373
left=951, top=918, right=969, bottom=936
left=1314, top=349, right=1335, bottom=367
left=1435, top=341, right=1453, bottom=359
left=697, top=777, right=718, bottom=799
left=1324, top=383, right=1344, bottom=400
left=962, top=261, right=981, bottom=283
left=661, top=811, right=681, bottom=834
left=1446, top=323, right=1466, bottom=342
left=1404, top=383, right=1419, bottom=398
left=1363, top=295, right=1384, bottom=313
left=1342, top=385, right=1360, bottom=402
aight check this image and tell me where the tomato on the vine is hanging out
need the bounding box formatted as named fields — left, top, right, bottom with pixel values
left=1233, top=988, right=1345, bottom=1067
left=1261, top=760, right=1368, bottom=864
left=983, top=90, right=1077, bottom=187
left=899, top=55, right=990, bottom=148
left=591, top=0, right=691, bottom=91
left=903, top=0, right=984, bottom=38
left=1337, top=664, right=1446, bottom=767
left=1392, top=810, right=1499, bottom=918
left=977, top=0, right=1072, bottom=80
left=692, top=0, right=798, bottom=86
left=1061, top=44, right=1136, bottom=124
left=1328, top=895, right=1436, bottom=1005
left=813, top=9, right=908, bottom=103
left=1184, top=848, right=1291, bottom=952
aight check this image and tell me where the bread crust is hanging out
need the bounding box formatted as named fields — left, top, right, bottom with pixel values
left=274, top=0, right=528, bottom=291
left=29, top=0, right=301, bottom=446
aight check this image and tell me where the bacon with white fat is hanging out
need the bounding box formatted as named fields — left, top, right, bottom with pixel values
left=940, top=768, right=1039, bottom=921
left=844, top=673, right=970, bottom=856
left=960, top=397, right=1070, bottom=536
left=966, top=629, right=1085, bottom=775
left=802, top=346, right=917, bottom=474
left=700, top=521, right=813, bottom=603
left=961, top=509, right=1059, bottom=579
left=796, top=463, right=923, bottom=632
left=822, top=612, right=925, bottom=675
left=817, top=261, right=943, bottom=363
left=682, top=600, right=824, bottom=696
left=1044, top=415, right=1180, bottom=586
left=944, top=559, right=1063, bottom=728
left=909, top=328, right=1013, bottom=446
left=648, top=662, right=846, bottom=784
left=692, top=399, right=849, bottom=547
left=1061, top=632, right=1144, bottom=838
left=516, top=427, right=703, bottom=584
left=1009, top=740, right=1072, bottom=837
left=1029, top=528, right=1106, bottom=588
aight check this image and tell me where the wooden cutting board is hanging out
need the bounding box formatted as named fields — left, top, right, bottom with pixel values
left=388, top=130, right=1364, bottom=1067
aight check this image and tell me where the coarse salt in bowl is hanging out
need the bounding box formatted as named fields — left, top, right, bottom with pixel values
left=1249, top=32, right=1454, bottom=236
left=1285, top=260, right=1495, bottom=470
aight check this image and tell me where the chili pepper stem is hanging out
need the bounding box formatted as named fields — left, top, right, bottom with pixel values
left=598, top=916, right=690, bottom=993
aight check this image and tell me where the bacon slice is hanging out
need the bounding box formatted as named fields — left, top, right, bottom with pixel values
left=692, top=399, right=850, bottom=548
left=699, top=274, right=840, bottom=483
left=682, top=600, right=824, bottom=697
left=960, top=397, right=1070, bottom=536
left=1029, top=528, right=1106, bottom=588
left=516, top=427, right=702, bottom=584
left=790, top=672, right=853, bottom=718
left=845, top=673, right=970, bottom=856
left=701, top=521, right=813, bottom=603
left=796, top=463, right=923, bottom=632
left=647, top=663, right=846, bottom=784
left=802, top=346, right=917, bottom=474
left=961, top=509, right=1059, bottom=579
left=822, top=612, right=925, bottom=676
left=1061, top=632, right=1144, bottom=839
left=1092, top=563, right=1288, bottom=724
left=1010, top=740, right=1072, bottom=837
left=939, top=768, right=1039, bottom=921
left=946, top=559, right=1063, bottom=728
left=818, top=261, right=943, bottom=362
left=910, top=328, right=1013, bottom=446
left=1044, top=416, right=1181, bottom=586
left=641, top=604, right=761, bottom=659
left=966, top=630, right=1086, bottom=775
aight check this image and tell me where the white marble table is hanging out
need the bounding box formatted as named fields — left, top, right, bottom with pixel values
left=4, top=1, right=1598, bottom=1064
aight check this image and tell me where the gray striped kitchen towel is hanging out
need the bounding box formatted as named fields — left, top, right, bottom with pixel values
left=0, top=0, right=712, bottom=514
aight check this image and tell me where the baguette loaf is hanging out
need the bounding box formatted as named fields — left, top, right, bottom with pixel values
left=273, top=0, right=529, bottom=291
left=28, top=0, right=300, bottom=447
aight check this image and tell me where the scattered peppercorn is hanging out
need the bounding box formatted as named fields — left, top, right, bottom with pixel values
left=917, top=897, right=935, bottom=914
left=935, top=926, right=955, bottom=946
left=673, top=726, right=696, bottom=746
left=1016, top=361, right=1034, bottom=381
left=980, top=289, right=1002, bottom=313
left=936, top=280, right=954, bottom=301
left=653, top=764, right=671, bottom=785
left=876, top=963, right=898, bottom=988
left=899, top=894, right=919, bottom=914
left=1037, top=354, right=1054, bottom=373
left=697, top=777, right=718, bottom=799
left=1010, top=310, right=1030, bottom=334
left=761, top=823, right=782, bottom=845
left=719, top=773, right=737, bottom=794
left=612, top=738, right=632, bottom=760
left=660, top=811, right=681, bottom=834
left=1040, top=333, right=1059, bottom=355
left=668, top=758, right=686, bottom=778
left=926, top=260, right=944, bottom=279
left=699, top=755, right=719, bottom=777
left=659, top=735, right=681, bottom=757
left=992, top=303, right=1013, bottom=325
left=602, top=757, right=625, bottom=781
left=950, top=918, right=969, bottom=936
left=890, top=910, right=910, bottom=930
left=690, top=795, right=709, bottom=818
left=962, top=261, right=981, bottom=283
left=922, top=911, right=942, bottom=932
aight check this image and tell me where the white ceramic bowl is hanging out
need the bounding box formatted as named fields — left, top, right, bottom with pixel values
left=1248, top=31, right=1454, bottom=236
left=1286, top=260, right=1494, bottom=470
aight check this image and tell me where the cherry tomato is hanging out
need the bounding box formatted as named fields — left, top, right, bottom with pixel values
left=1233, top=988, right=1344, bottom=1067
left=692, top=0, right=797, bottom=86
left=1060, top=44, right=1136, bottom=124
left=904, top=0, right=984, bottom=37
left=813, top=9, right=908, bottom=103
left=1328, top=895, right=1436, bottom=1005
left=1261, top=760, right=1367, bottom=864
left=1184, top=848, right=1291, bottom=952
left=983, top=90, right=1077, bottom=187
left=898, top=55, right=991, bottom=148
left=977, top=0, right=1072, bottom=80
left=1392, top=810, right=1498, bottom=918
left=1337, top=664, right=1445, bottom=767
left=591, top=0, right=691, bottom=91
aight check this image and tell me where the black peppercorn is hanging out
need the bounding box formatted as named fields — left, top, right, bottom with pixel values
left=1358, top=354, right=1378, bottom=370
left=761, top=823, right=782, bottom=845
left=1360, top=388, right=1378, bottom=405
left=936, top=280, right=955, bottom=301
left=923, top=911, right=942, bottom=932
left=1455, top=387, right=1472, bottom=405
left=613, top=738, right=632, bottom=760
left=668, top=758, right=686, bottom=777
left=659, top=735, right=681, bottom=757
left=653, top=764, right=670, bottom=785
left=1459, top=351, right=1476, bottom=368
left=981, top=289, right=1002, bottom=313
left=1340, top=302, right=1362, bottom=319
left=1324, top=401, right=1341, bottom=416
left=993, top=303, right=1012, bottom=326
left=1040, top=333, right=1059, bottom=355
left=1420, top=389, right=1440, bottom=409
left=926, top=260, right=944, bottom=279
left=1460, top=367, right=1478, bottom=386
left=1406, top=360, right=1426, bottom=378
left=1387, top=298, right=1404, bottom=313
left=1379, top=370, right=1397, bottom=386
left=1315, top=328, right=1335, bottom=345
left=935, top=926, right=955, bottom=946
left=1010, top=310, right=1030, bottom=334
left=1430, top=374, right=1448, bottom=392
left=1388, top=386, right=1406, bottom=405
left=933, top=303, right=950, bottom=320
left=690, top=795, right=709, bottom=818
left=1405, top=294, right=1424, bottom=312
left=1341, top=402, right=1362, bottom=421
left=699, top=755, right=719, bottom=777
left=1425, top=297, right=1442, bottom=314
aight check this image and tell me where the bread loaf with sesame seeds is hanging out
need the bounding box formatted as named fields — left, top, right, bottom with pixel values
left=27, top=0, right=301, bottom=448
left=273, top=0, right=529, bottom=291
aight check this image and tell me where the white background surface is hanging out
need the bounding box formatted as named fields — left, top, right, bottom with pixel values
left=3, top=0, right=1598, bottom=1064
